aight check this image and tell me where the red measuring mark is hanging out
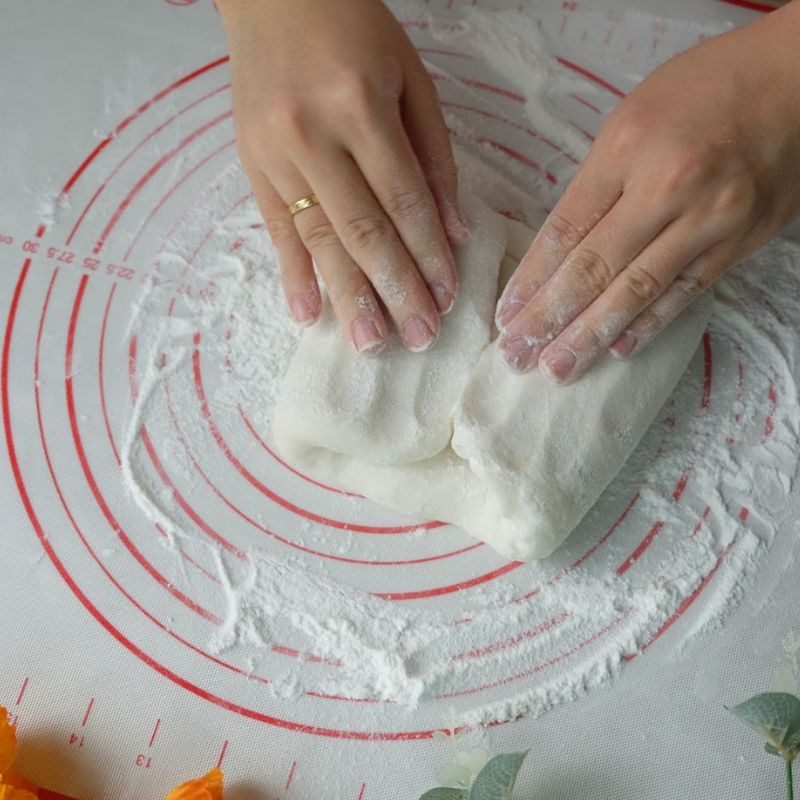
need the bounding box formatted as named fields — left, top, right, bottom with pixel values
left=559, top=1, right=577, bottom=35
left=15, top=676, right=30, bottom=706
left=216, top=739, right=229, bottom=768
left=148, top=718, right=161, bottom=748
left=81, top=697, right=95, bottom=727
left=284, top=760, right=297, bottom=791
left=357, top=783, right=366, bottom=800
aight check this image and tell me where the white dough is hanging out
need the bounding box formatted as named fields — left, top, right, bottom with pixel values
left=273, top=195, right=710, bottom=561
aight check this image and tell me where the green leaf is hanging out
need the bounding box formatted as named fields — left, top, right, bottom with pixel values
left=419, top=789, right=467, bottom=800
left=786, top=728, right=800, bottom=754
left=765, top=743, right=782, bottom=757
left=469, top=752, right=529, bottom=800
left=729, top=693, right=800, bottom=755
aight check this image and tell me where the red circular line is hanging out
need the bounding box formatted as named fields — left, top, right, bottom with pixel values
left=24, top=263, right=412, bottom=718
left=122, top=138, right=236, bottom=262
left=616, top=520, right=665, bottom=576
left=238, top=405, right=363, bottom=498
left=94, top=111, right=232, bottom=254
left=60, top=57, right=229, bottom=200
left=438, top=615, right=625, bottom=700
left=126, top=336, right=247, bottom=560
left=157, top=362, right=481, bottom=567
left=98, top=283, right=121, bottom=465
left=764, top=382, right=778, bottom=439
left=66, top=275, right=222, bottom=623
left=201, top=408, right=485, bottom=565
left=190, top=336, right=442, bottom=534
left=555, top=57, right=625, bottom=98
left=477, top=137, right=558, bottom=183
left=66, top=82, right=231, bottom=247
left=571, top=95, right=602, bottom=115
left=452, top=612, right=569, bottom=661
left=21, top=51, right=736, bottom=732
left=4, top=62, right=455, bottom=740
left=372, top=559, right=523, bottom=601
left=634, top=543, right=731, bottom=656
left=441, top=100, right=580, bottom=165
left=718, top=0, right=774, bottom=11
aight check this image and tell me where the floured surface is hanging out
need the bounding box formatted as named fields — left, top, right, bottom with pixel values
left=3, top=3, right=800, bottom=800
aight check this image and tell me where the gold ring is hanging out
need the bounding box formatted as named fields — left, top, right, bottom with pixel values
left=288, top=194, right=320, bottom=217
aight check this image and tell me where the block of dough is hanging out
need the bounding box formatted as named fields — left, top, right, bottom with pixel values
left=273, top=195, right=710, bottom=561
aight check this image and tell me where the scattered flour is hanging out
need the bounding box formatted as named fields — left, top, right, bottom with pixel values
left=119, top=9, right=800, bottom=728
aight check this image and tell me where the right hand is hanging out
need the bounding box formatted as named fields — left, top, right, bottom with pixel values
left=218, top=0, right=469, bottom=355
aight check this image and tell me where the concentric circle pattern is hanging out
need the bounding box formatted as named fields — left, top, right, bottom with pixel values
left=2, top=3, right=785, bottom=741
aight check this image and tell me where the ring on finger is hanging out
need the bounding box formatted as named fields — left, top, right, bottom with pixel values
left=288, top=193, right=320, bottom=217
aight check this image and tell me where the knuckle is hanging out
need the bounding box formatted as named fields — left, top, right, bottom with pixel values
left=383, top=188, right=428, bottom=220
left=571, top=321, right=604, bottom=353
left=673, top=267, right=712, bottom=299
left=299, top=217, right=340, bottom=252
left=625, top=266, right=664, bottom=304
left=710, top=178, right=759, bottom=220
left=341, top=214, right=392, bottom=252
left=566, top=248, right=617, bottom=295
left=603, top=107, right=651, bottom=159
left=332, top=68, right=377, bottom=113
left=265, top=215, right=297, bottom=247
left=544, top=211, right=586, bottom=250
left=657, top=145, right=713, bottom=194
left=265, top=92, right=306, bottom=135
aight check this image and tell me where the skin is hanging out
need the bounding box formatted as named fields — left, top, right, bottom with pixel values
left=218, top=0, right=469, bottom=357
left=220, top=0, right=800, bottom=382
left=497, top=0, right=800, bottom=383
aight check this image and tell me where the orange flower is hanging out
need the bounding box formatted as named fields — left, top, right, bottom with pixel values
left=0, top=786, right=37, bottom=800
left=165, top=767, right=224, bottom=800
left=0, top=709, right=16, bottom=775
left=0, top=708, right=37, bottom=799
left=0, top=773, right=38, bottom=796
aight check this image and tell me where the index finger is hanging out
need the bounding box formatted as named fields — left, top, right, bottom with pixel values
left=495, top=161, right=621, bottom=330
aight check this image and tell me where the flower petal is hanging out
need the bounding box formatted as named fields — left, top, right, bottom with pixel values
left=166, top=768, right=224, bottom=800
left=455, top=748, right=489, bottom=775
left=0, top=772, right=38, bottom=796
left=0, top=709, right=17, bottom=774
left=0, top=785, right=38, bottom=800
left=436, top=763, right=472, bottom=789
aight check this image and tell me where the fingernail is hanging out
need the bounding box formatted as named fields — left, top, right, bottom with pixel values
left=610, top=330, right=637, bottom=359
left=403, top=315, right=437, bottom=353
left=541, top=347, right=576, bottom=383
left=499, top=335, right=533, bottom=372
left=352, top=317, right=386, bottom=356
left=290, top=295, right=316, bottom=327
left=496, top=298, right=526, bottom=330
left=430, top=281, right=456, bottom=315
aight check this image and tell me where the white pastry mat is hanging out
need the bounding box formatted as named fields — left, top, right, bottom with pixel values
left=2, top=2, right=798, bottom=799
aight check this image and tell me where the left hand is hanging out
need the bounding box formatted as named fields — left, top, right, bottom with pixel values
left=497, top=2, right=800, bottom=384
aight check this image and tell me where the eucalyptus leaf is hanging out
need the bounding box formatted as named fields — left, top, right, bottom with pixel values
left=729, top=693, right=800, bottom=755
left=469, top=752, right=529, bottom=800
left=419, top=789, right=467, bottom=800
left=785, top=728, right=800, bottom=754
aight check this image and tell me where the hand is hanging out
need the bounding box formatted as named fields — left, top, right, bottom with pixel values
left=497, top=2, right=800, bottom=384
left=219, top=0, right=469, bottom=355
